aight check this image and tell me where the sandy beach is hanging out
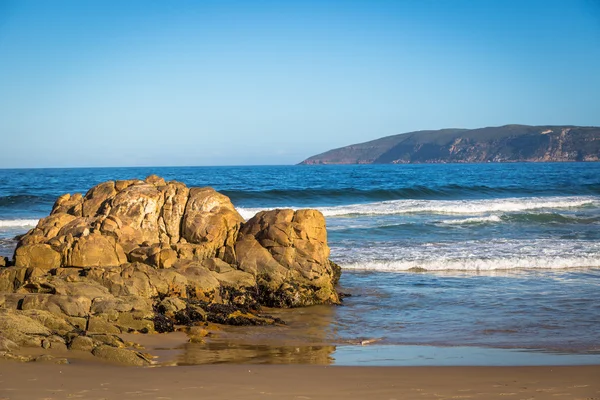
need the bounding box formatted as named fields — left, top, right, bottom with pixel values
left=1, top=362, right=599, bottom=400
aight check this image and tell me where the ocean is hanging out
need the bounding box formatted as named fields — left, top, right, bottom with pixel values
left=1, top=163, right=599, bottom=364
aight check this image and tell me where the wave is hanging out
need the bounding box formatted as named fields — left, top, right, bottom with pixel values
left=439, top=215, right=503, bottom=225
left=331, top=237, right=600, bottom=272
left=223, top=183, right=600, bottom=204
left=0, top=194, right=52, bottom=208
left=0, top=219, right=39, bottom=228
left=439, top=213, right=600, bottom=226
left=341, top=256, right=600, bottom=272
left=236, top=196, right=599, bottom=220
left=503, top=213, right=600, bottom=224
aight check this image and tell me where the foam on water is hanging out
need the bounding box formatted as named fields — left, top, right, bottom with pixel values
left=0, top=219, right=39, bottom=228
left=237, top=196, right=598, bottom=219
left=439, top=215, right=502, bottom=225
left=342, top=256, right=600, bottom=272
left=332, top=238, right=600, bottom=271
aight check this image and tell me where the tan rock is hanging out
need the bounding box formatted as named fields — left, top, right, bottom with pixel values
left=158, top=296, right=186, bottom=316
left=145, top=174, right=166, bottom=187
left=20, top=309, right=74, bottom=333
left=108, top=183, right=164, bottom=249
left=0, top=335, right=19, bottom=352
left=159, top=182, right=189, bottom=244
left=51, top=193, right=83, bottom=216
left=236, top=209, right=339, bottom=307
left=68, top=335, right=95, bottom=352
left=82, top=181, right=116, bottom=217
left=14, top=244, right=61, bottom=270
left=0, top=267, right=30, bottom=292
left=115, top=179, right=143, bottom=192
left=0, top=293, right=26, bottom=309
left=182, top=187, right=243, bottom=263
left=68, top=233, right=127, bottom=268
left=20, top=294, right=92, bottom=318
left=0, top=310, right=51, bottom=336
left=92, top=345, right=150, bottom=366
left=174, top=262, right=220, bottom=300
left=87, top=317, right=121, bottom=334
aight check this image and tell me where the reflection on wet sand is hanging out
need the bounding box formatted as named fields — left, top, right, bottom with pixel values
left=177, top=304, right=339, bottom=365
left=179, top=342, right=336, bottom=365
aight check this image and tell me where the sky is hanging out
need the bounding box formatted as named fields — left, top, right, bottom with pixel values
left=1, top=0, right=599, bottom=168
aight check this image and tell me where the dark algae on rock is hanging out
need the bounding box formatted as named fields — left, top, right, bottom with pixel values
left=0, top=175, right=341, bottom=365
left=300, top=125, right=600, bottom=164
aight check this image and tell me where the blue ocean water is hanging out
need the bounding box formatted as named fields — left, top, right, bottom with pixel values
left=1, top=164, right=599, bottom=356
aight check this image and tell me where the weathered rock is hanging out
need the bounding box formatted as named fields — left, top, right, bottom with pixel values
left=0, top=267, right=30, bottom=292
left=92, top=345, right=151, bottom=366
left=236, top=209, right=339, bottom=307
left=159, top=181, right=189, bottom=244
left=107, top=182, right=164, bottom=250
left=20, top=309, right=74, bottom=333
left=82, top=181, right=116, bottom=217
left=51, top=192, right=83, bottom=216
left=182, top=188, right=243, bottom=263
left=157, top=296, right=187, bottom=316
left=0, top=256, right=8, bottom=267
left=14, top=244, right=61, bottom=270
left=0, top=293, right=25, bottom=309
left=68, top=335, right=95, bottom=352
left=20, top=294, right=91, bottom=318
left=68, top=233, right=128, bottom=268
left=0, top=309, right=52, bottom=336
left=0, top=336, right=19, bottom=352
left=1, top=175, right=342, bottom=365
left=87, top=317, right=121, bottom=334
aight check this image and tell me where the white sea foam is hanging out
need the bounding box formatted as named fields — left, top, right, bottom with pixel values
left=439, top=215, right=502, bottom=225
left=319, top=196, right=597, bottom=217
left=0, top=219, right=39, bottom=228
left=237, top=208, right=268, bottom=220
left=331, top=238, right=600, bottom=272
left=341, top=256, right=600, bottom=272
left=236, top=196, right=598, bottom=220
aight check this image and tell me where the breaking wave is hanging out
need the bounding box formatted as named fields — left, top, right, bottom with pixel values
left=342, top=256, right=600, bottom=272
left=237, top=196, right=598, bottom=220
left=0, top=219, right=39, bottom=228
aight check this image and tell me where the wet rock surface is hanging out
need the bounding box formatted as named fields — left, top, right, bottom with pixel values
left=0, top=175, right=341, bottom=365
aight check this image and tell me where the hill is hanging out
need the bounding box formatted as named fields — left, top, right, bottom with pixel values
left=300, top=125, right=600, bottom=164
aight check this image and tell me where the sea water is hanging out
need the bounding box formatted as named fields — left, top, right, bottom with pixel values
left=1, top=164, right=599, bottom=364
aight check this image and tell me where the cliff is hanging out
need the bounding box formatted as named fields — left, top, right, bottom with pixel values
left=300, top=125, right=600, bottom=164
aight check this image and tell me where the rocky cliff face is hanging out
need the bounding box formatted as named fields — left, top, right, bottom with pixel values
left=0, top=176, right=341, bottom=365
left=301, top=125, right=600, bottom=164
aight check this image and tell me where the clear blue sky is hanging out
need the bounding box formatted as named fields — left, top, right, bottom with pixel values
left=1, top=0, right=599, bottom=167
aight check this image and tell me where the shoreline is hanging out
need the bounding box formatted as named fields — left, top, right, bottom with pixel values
left=1, top=362, right=599, bottom=400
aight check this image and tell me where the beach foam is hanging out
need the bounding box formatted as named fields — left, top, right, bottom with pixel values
left=0, top=219, right=39, bottom=228
left=341, top=256, right=600, bottom=272
left=439, top=215, right=503, bottom=225
left=237, top=196, right=598, bottom=219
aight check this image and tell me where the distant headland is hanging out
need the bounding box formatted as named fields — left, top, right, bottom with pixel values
left=300, top=125, right=600, bottom=164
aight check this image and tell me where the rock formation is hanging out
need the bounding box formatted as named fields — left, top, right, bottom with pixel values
left=0, top=176, right=341, bottom=365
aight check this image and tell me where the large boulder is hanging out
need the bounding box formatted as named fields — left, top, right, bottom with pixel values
left=181, top=187, right=243, bottom=263
left=236, top=209, right=339, bottom=307
left=1, top=175, right=342, bottom=365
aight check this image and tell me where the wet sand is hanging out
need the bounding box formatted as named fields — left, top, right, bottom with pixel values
left=1, top=362, right=599, bottom=400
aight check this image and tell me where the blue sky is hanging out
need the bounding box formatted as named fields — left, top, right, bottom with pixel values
left=1, top=0, right=599, bottom=167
